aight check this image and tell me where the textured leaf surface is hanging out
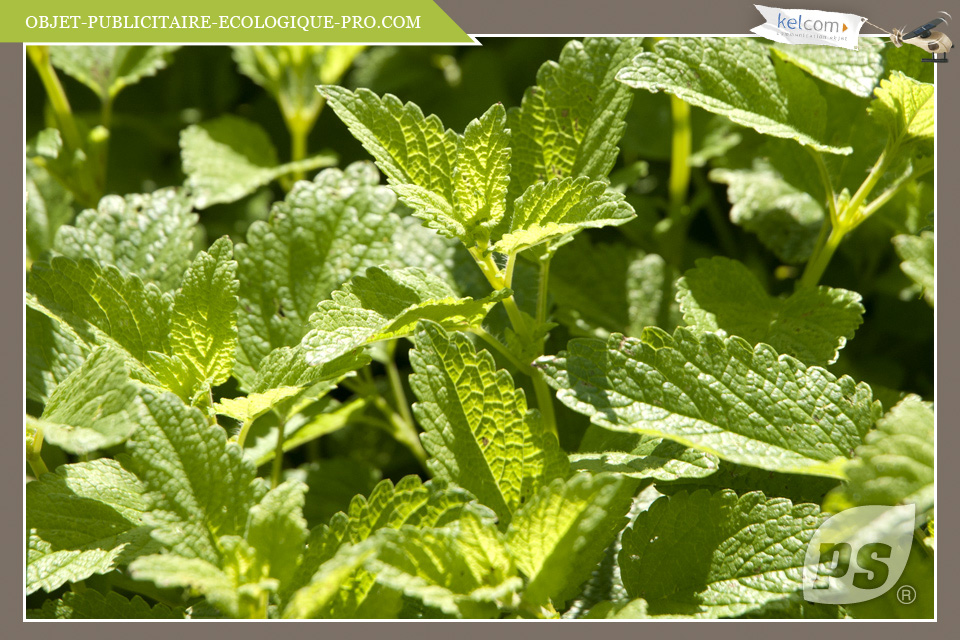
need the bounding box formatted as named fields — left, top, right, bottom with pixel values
left=536, top=328, right=880, bottom=477
left=128, top=390, right=264, bottom=563
left=827, top=396, right=934, bottom=514
left=619, top=490, right=825, bottom=618
left=283, top=476, right=488, bottom=618
left=710, top=160, right=823, bottom=264
left=26, top=305, right=89, bottom=403
left=493, top=177, right=634, bottom=256
left=371, top=511, right=522, bottom=618
left=677, top=257, right=864, bottom=366
left=165, top=237, right=239, bottom=393
left=26, top=161, right=74, bottom=262
left=53, top=189, right=197, bottom=290
left=572, top=431, right=719, bottom=482
left=770, top=40, right=885, bottom=98
left=550, top=235, right=678, bottom=337
left=301, top=266, right=506, bottom=367
left=452, top=103, right=511, bottom=244
left=214, top=387, right=302, bottom=426
left=131, top=481, right=308, bottom=618
left=869, top=72, right=934, bottom=154
left=319, top=86, right=458, bottom=206
left=508, top=38, right=642, bottom=201
left=38, top=347, right=145, bottom=454
left=234, top=163, right=401, bottom=387
left=28, top=590, right=183, bottom=619
left=617, top=38, right=849, bottom=154
left=27, top=257, right=172, bottom=385
left=506, top=473, right=637, bottom=607
left=893, top=231, right=934, bottom=306
left=181, top=115, right=335, bottom=209
left=129, top=549, right=256, bottom=618
left=27, top=459, right=155, bottom=594
left=50, top=45, right=179, bottom=100
left=245, top=481, right=309, bottom=589
left=409, top=321, right=568, bottom=524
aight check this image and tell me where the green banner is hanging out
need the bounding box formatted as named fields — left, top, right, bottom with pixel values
left=11, top=0, right=472, bottom=43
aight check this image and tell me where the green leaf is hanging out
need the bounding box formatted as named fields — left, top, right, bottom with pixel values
left=318, top=86, right=459, bottom=205
left=869, top=72, right=934, bottom=154
left=26, top=305, right=90, bottom=403
left=53, top=188, right=197, bottom=291
left=27, top=257, right=172, bottom=386
left=535, top=328, right=880, bottom=478
left=572, top=431, right=719, bottom=482
left=50, top=45, right=179, bottom=101
left=246, top=396, right=365, bottom=467
left=27, top=459, right=156, bottom=594
left=245, top=480, right=309, bottom=588
left=234, top=163, right=402, bottom=388
left=617, top=38, right=850, bottom=154
left=826, top=395, right=934, bottom=514
left=893, top=231, right=934, bottom=306
left=409, top=321, right=568, bottom=525
left=129, top=544, right=266, bottom=619
left=283, top=476, right=490, bottom=618
left=180, top=115, right=336, bottom=209
left=128, top=390, right=265, bottom=564
left=131, top=482, right=308, bottom=618
left=492, top=177, right=634, bottom=256
left=618, top=490, right=826, bottom=618
left=301, top=266, right=507, bottom=368
left=370, top=510, right=522, bottom=618
left=508, top=38, right=643, bottom=201
left=163, top=237, right=239, bottom=395
left=26, top=161, right=74, bottom=263
left=770, top=40, right=886, bottom=98
left=709, top=160, right=824, bottom=264
left=214, top=387, right=302, bottom=426
left=281, top=538, right=382, bottom=619
left=28, top=590, right=183, bottom=619
left=452, top=103, right=511, bottom=245
left=506, top=473, right=638, bottom=608
left=550, top=235, right=679, bottom=338
left=676, top=256, right=864, bottom=366
left=37, top=346, right=145, bottom=454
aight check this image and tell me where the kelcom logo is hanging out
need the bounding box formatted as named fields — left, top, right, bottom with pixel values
left=803, top=505, right=915, bottom=605
left=777, top=12, right=848, bottom=33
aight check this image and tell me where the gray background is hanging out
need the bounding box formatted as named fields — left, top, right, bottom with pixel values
left=5, top=0, right=953, bottom=634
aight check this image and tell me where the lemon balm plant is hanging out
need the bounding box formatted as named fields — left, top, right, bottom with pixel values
left=26, top=38, right=933, bottom=619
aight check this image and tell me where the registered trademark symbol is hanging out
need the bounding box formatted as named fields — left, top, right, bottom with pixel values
left=897, top=585, right=917, bottom=604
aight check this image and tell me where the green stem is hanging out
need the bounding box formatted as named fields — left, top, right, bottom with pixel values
left=859, top=162, right=934, bottom=223
left=270, top=419, right=286, bottom=488
left=846, top=145, right=892, bottom=221
left=26, top=424, right=49, bottom=479
left=806, top=148, right=838, bottom=225
left=668, top=95, right=692, bottom=218
left=27, top=46, right=83, bottom=152
left=800, top=225, right=844, bottom=289
left=532, top=374, right=558, bottom=439
left=236, top=419, right=255, bottom=449
left=372, top=396, right=427, bottom=467
left=536, top=257, right=551, bottom=327
left=470, top=247, right=530, bottom=340
left=385, top=340, right=415, bottom=430
left=471, top=327, right=535, bottom=375
left=288, top=121, right=309, bottom=182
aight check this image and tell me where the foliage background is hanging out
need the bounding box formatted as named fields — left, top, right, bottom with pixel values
left=25, top=40, right=935, bottom=618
